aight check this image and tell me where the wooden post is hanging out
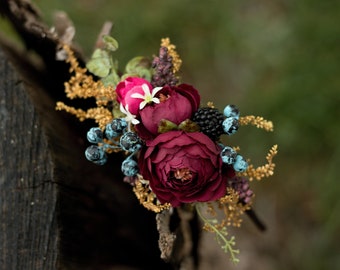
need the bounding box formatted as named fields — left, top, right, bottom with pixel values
left=0, top=48, right=58, bottom=269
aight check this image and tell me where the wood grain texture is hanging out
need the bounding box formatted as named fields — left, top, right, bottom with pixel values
left=0, top=48, right=58, bottom=269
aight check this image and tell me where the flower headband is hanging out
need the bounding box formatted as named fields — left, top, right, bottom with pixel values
left=56, top=36, right=277, bottom=263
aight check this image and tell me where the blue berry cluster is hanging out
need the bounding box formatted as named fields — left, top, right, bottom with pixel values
left=220, top=105, right=248, bottom=172
left=222, top=104, right=240, bottom=135
left=85, top=118, right=142, bottom=177
left=220, top=145, right=248, bottom=172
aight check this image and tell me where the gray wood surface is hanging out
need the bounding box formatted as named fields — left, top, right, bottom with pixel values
left=0, top=48, right=58, bottom=270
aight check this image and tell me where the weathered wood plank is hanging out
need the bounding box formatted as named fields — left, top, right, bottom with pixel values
left=0, top=48, right=58, bottom=269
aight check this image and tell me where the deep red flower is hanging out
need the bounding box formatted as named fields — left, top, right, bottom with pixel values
left=135, top=84, right=200, bottom=140
left=139, top=131, right=234, bottom=207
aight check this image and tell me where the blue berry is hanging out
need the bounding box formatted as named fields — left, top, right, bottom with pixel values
left=105, top=118, right=127, bottom=139
left=120, top=132, right=143, bottom=152
left=85, top=145, right=107, bottom=165
left=87, top=127, right=103, bottom=143
left=233, top=155, right=248, bottom=172
left=222, top=117, right=239, bottom=135
left=220, top=146, right=237, bottom=164
left=223, top=104, right=240, bottom=119
left=121, top=158, right=139, bottom=176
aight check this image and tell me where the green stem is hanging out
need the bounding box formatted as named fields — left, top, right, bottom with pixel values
left=195, top=203, right=240, bottom=263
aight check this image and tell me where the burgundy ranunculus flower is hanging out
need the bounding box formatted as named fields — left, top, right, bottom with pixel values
left=116, top=77, right=153, bottom=116
left=135, top=84, right=200, bottom=140
left=139, top=131, right=234, bottom=207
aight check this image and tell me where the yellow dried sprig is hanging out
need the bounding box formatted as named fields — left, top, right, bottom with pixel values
left=86, top=107, right=113, bottom=129
left=56, top=102, right=113, bottom=130
left=161, top=37, right=182, bottom=73
left=233, top=146, right=241, bottom=152
left=207, top=101, right=215, bottom=108
left=219, top=188, right=240, bottom=205
left=62, top=44, right=116, bottom=105
left=242, top=144, right=278, bottom=181
left=64, top=74, right=116, bottom=106
left=199, top=189, right=250, bottom=230
left=217, top=188, right=251, bottom=228
left=206, top=202, right=217, bottom=216
left=133, top=175, right=171, bottom=213
left=239, top=115, right=274, bottom=132
left=56, top=44, right=117, bottom=128
left=62, top=44, right=86, bottom=75
left=55, top=101, right=88, bottom=121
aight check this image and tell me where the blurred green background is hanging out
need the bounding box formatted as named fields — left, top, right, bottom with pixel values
left=3, top=0, right=340, bottom=269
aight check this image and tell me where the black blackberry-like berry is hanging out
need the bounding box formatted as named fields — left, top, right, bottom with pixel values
left=192, top=107, right=225, bottom=140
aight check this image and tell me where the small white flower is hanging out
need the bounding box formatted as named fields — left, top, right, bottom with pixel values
left=131, top=84, right=163, bottom=110
left=120, top=103, right=140, bottom=125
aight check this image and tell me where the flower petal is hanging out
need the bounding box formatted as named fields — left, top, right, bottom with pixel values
left=139, top=101, right=147, bottom=110
left=131, top=118, right=140, bottom=125
left=152, top=98, right=160, bottom=104
left=131, top=93, right=145, bottom=99
left=120, top=103, right=127, bottom=114
left=142, top=84, right=151, bottom=96
left=151, top=86, right=163, bottom=96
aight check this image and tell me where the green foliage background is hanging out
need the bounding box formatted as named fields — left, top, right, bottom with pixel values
left=4, top=0, right=340, bottom=268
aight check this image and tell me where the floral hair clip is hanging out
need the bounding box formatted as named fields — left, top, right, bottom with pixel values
left=56, top=35, right=278, bottom=263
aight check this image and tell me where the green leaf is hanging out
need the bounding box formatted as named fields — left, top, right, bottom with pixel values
left=125, top=56, right=152, bottom=81
left=103, top=35, right=119, bottom=51
left=101, top=71, right=120, bottom=87
left=178, top=119, right=200, bottom=132
left=112, top=100, right=125, bottom=118
left=158, top=119, right=178, bottom=133
left=86, top=49, right=111, bottom=77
